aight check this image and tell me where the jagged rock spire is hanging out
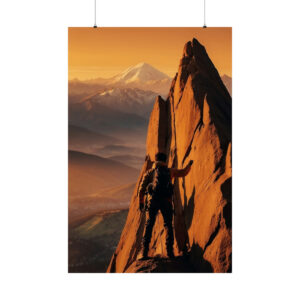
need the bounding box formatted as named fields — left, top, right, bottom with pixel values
left=107, top=38, right=232, bottom=273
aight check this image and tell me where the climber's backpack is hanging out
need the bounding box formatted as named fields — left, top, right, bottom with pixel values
left=147, top=165, right=173, bottom=199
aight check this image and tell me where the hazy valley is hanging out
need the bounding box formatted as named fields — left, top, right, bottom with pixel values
left=69, top=209, right=128, bottom=273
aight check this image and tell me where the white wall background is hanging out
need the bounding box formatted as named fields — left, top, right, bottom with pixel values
left=0, top=0, right=299, bottom=299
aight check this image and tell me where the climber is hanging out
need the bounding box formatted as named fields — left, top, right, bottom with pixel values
left=138, top=152, right=193, bottom=260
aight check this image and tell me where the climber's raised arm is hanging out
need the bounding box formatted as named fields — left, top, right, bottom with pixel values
left=170, top=160, right=193, bottom=179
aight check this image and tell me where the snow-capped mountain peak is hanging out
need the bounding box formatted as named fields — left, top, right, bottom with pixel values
left=112, top=62, right=170, bottom=84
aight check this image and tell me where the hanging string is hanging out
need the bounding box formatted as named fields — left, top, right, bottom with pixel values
left=93, top=0, right=97, bottom=28
left=203, top=0, right=207, bottom=28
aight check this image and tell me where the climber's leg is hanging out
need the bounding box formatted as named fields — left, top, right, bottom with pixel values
left=160, top=200, right=174, bottom=258
left=142, top=201, right=158, bottom=258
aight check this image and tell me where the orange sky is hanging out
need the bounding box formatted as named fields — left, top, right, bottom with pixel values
left=68, top=27, right=231, bottom=80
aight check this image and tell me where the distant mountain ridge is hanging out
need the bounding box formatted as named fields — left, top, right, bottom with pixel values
left=69, top=63, right=172, bottom=143
left=69, top=62, right=172, bottom=99
left=69, top=125, right=122, bottom=149
left=69, top=150, right=139, bottom=221
left=69, top=99, right=148, bottom=143
left=83, top=87, right=157, bottom=118
left=68, top=150, right=139, bottom=197
left=107, top=154, right=145, bottom=170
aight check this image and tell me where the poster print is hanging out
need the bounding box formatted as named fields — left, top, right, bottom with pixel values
left=68, top=27, right=232, bottom=273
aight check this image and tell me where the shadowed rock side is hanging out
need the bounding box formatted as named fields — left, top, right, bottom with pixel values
left=125, top=255, right=196, bottom=273
left=107, top=38, right=232, bottom=273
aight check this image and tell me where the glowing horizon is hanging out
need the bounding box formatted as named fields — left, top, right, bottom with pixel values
left=69, top=27, right=232, bottom=81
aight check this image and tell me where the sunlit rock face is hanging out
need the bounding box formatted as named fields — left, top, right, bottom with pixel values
left=107, top=38, right=232, bottom=273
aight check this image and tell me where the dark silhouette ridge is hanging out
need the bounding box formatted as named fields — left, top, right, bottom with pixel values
left=190, top=243, right=213, bottom=272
